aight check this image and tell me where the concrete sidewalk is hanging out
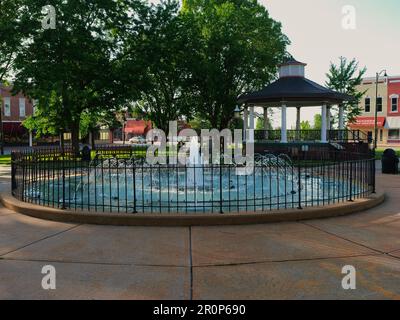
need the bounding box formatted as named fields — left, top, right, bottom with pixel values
left=0, top=165, right=399, bottom=299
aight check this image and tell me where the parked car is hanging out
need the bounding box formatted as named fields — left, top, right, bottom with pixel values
left=128, top=136, right=148, bottom=145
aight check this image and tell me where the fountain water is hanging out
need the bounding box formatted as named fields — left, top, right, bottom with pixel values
left=186, top=137, right=204, bottom=189
left=28, top=146, right=325, bottom=213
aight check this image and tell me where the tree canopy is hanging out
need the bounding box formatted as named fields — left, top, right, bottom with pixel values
left=181, top=0, right=289, bottom=129
left=3, top=0, right=290, bottom=152
left=326, top=56, right=367, bottom=124
left=128, top=0, right=196, bottom=134
left=0, top=0, right=24, bottom=84
left=12, top=0, right=146, bottom=153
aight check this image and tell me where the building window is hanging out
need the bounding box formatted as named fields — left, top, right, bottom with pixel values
left=367, top=131, right=373, bottom=142
left=380, top=129, right=383, bottom=142
left=100, top=131, right=109, bottom=140
left=3, top=97, right=11, bottom=117
left=388, top=129, right=400, bottom=140
left=376, top=97, right=383, bottom=112
left=365, top=98, right=371, bottom=112
left=19, top=98, right=26, bottom=117
left=63, top=133, right=71, bottom=141
left=392, top=97, right=398, bottom=112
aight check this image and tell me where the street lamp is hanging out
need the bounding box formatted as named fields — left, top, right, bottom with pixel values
left=374, top=70, right=388, bottom=150
left=234, top=105, right=243, bottom=119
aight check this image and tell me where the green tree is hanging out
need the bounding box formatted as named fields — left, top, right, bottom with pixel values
left=326, top=57, right=367, bottom=124
left=127, top=1, right=195, bottom=134
left=80, top=109, right=122, bottom=148
left=23, top=92, right=64, bottom=138
left=0, top=0, right=25, bottom=153
left=313, top=114, right=322, bottom=130
left=13, top=0, right=144, bottom=154
left=182, top=0, right=289, bottom=129
left=256, top=117, right=272, bottom=130
left=0, top=0, right=23, bottom=83
left=189, top=116, right=212, bottom=130
left=300, top=120, right=311, bottom=130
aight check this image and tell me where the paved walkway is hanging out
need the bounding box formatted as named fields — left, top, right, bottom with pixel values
left=0, top=165, right=399, bottom=300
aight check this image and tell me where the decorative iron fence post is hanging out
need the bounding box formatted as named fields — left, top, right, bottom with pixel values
left=297, top=161, right=302, bottom=209
left=133, top=165, right=137, bottom=214
left=219, top=164, right=223, bottom=214
left=21, top=157, right=25, bottom=201
left=219, top=137, right=224, bottom=214
left=349, top=161, right=353, bottom=202
left=11, top=153, right=16, bottom=194
left=372, top=151, right=376, bottom=194
left=61, top=154, right=66, bottom=209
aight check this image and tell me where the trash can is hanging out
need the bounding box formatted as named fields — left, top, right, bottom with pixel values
left=382, top=149, right=399, bottom=174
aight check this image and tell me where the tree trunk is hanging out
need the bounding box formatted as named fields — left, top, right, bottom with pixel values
left=90, top=130, right=96, bottom=150
left=60, top=133, right=65, bottom=154
left=70, top=120, right=80, bottom=156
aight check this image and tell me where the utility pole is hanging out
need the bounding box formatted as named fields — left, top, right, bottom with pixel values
left=374, top=70, right=387, bottom=150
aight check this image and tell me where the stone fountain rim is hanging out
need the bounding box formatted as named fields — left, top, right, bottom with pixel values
left=0, top=191, right=385, bottom=227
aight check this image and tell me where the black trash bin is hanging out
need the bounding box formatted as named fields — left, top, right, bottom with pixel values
left=382, top=149, right=399, bottom=174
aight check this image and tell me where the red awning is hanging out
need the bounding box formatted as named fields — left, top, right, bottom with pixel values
left=124, top=120, right=152, bottom=136
left=349, top=117, right=386, bottom=128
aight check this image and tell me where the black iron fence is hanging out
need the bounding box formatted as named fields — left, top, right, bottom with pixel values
left=254, top=129, right=369, bottom=143
left=11, top=147, right=376, bottom=214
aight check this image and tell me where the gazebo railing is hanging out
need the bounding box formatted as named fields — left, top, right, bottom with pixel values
left=254, top=129, right=369, bottom=143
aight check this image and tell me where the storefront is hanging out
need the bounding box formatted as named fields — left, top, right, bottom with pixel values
left=349, top=116, right=387, bottom=146
left=386, top=117, right=400, bottom=145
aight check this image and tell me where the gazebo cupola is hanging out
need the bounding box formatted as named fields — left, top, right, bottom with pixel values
left=278, top=57, right=307, bottom=78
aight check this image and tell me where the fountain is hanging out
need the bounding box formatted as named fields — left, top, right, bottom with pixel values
left=186, top=136, right=204, bottom=189
left=25, top=143, right=366, bottom=214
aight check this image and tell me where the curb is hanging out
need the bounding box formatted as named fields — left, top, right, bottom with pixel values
left=0, top=192, right=385, bottom=227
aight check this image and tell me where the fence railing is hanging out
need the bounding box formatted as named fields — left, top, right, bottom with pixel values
left=11, top=147, right=376, bottom=214
left=254, top=129, right=369, bottom=143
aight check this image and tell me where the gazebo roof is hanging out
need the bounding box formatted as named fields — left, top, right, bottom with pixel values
left=278, top=56, right=307, bottom=67
left=238, top=57, right=352, bottom=106
left=238, top=77, right=352, bottom=106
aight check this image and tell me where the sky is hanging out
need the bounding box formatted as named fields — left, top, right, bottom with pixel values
left=150, top=0, right=400, bottom=128
left=263, top=0, right=400, bottom=127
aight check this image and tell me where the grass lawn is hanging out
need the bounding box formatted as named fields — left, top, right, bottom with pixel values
left=375, top=148, right=400, bottom=160
left=0, top=155, right=11, bottom=166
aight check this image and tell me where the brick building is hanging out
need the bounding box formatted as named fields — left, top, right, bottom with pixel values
left=0, top=84, right=34, bottom=145
left=349, top=76, right=400, bottom=147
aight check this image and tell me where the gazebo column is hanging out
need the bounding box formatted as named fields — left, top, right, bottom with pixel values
left=338, top=105, right=345, bottom=130
left=263, top=107, right=269, bottom=140
left=29, top=131, right=33, bottom=147
left=327, top=105, right=332, bottom=130
left=249, top=105, right=255, bottom=143
left=338, top=104, right=345, bottom=141
left=327, top=105, right=331, bottom=142
left=296, top=106, right=301, bottom=140
left=281, top=103, right=288, bottom=143
left=321, top=104, right=328, bottom=143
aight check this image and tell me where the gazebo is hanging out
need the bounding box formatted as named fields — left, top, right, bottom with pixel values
left=237, top=57, right=352, bottom=144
